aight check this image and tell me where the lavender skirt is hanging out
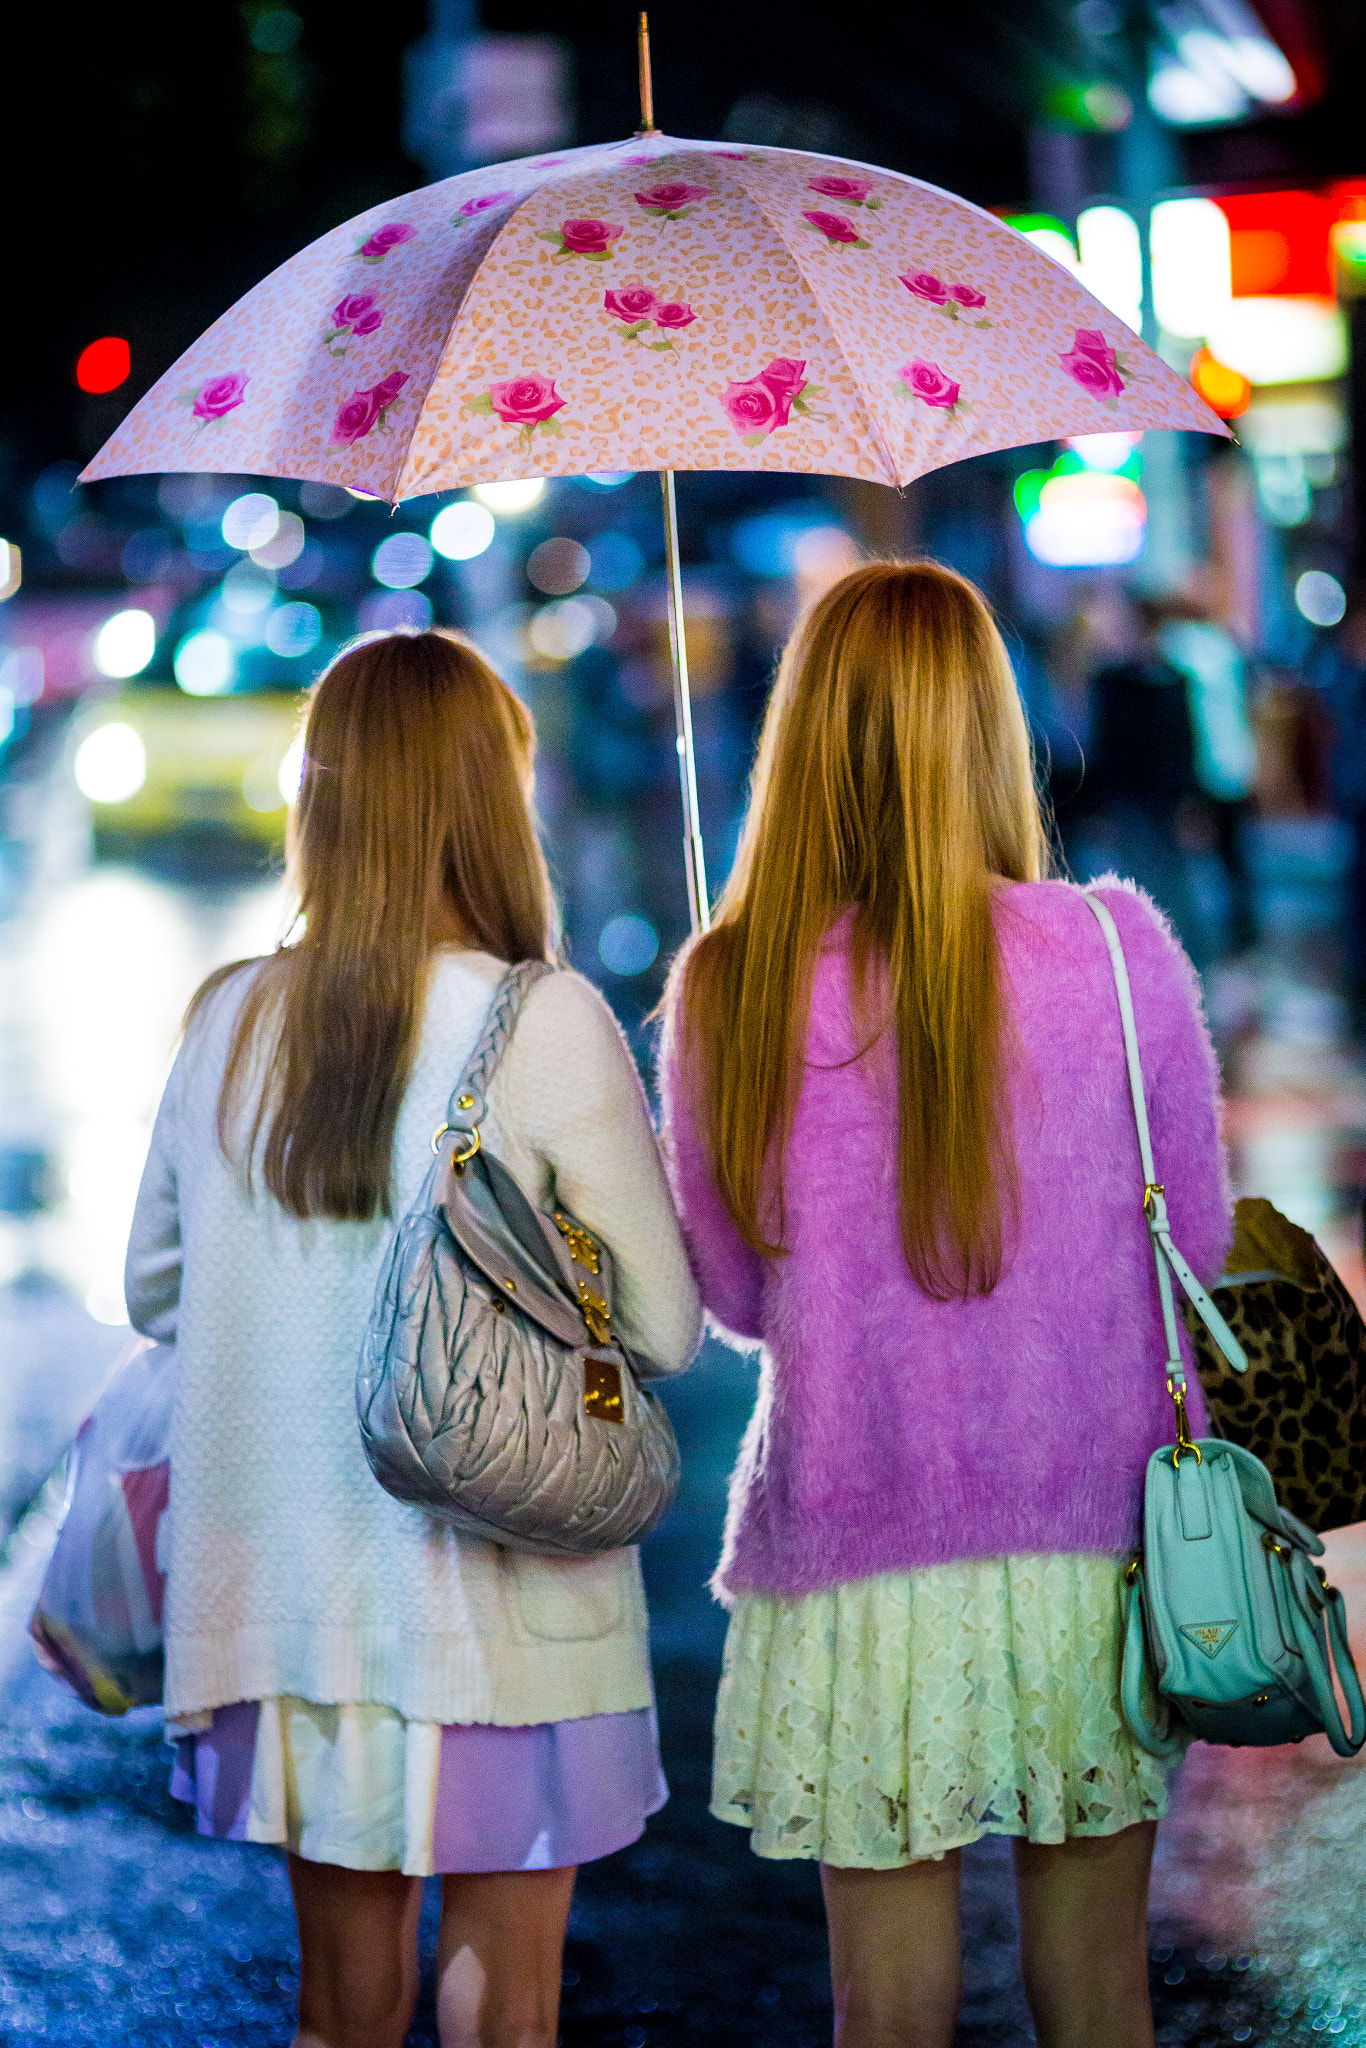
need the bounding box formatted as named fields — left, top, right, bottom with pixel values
left=171, top=1698, right=667, bottom=1874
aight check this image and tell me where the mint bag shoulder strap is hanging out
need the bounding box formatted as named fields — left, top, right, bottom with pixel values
left=1081, top=892, right=1246, bottom=1385
left=436, top=960, right=554, bottom=1155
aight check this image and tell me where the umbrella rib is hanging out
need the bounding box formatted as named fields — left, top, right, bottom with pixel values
left=390, top=183, right=559, bottom=505
left=727, top=169, right=907, bottom=491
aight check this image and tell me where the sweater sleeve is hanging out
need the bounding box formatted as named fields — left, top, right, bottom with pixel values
left=1091, top=881, right=1233, bottom=1286
left=658, top=1017, right=766, bottom=1346
left=491, top=970, right=702, bottom=1378
left=125, top=1055, right=184, bottom=1344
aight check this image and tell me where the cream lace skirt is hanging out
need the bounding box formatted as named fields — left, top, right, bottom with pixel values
left=711, top=1551, right=1177, bottom=1868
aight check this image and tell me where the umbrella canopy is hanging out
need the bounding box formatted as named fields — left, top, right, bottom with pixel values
left=82, top=133, right=1225, bottom=506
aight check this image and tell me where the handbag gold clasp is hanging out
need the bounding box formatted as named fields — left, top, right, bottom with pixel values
left=1167, top=1374, right=1202, bottom=1465
left=1144, top=1182, right=1165, bottom=1218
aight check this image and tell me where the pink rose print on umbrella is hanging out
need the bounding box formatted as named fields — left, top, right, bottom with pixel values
left=322, top=292, right=383, bottom=358
left=899, top=269, right=992, bottom=328
left=894, top=358, right=971, bottom=422
left=465, top=370, right=569, bottom=450
left=178, top=372, right=249, bottom=425
left=709, top=149, right=753, bottom=161
left=807, top=174, right=880, bottom=211
left=538, top=217, right=624, bottom=262
left=602, top=286, right=697, bottom=351
left=802, top=210, right=870, bottom=251
left=1059, top=327, right=1130, bottom=407
left=720, top=356, right=831, bottom=446
left=634, top=181, right=712, bottom=221
left=327, top=371, right=410, bottom=451
left=356, top=222, right=416, bottom=264
left=456, top=191, right=514, bottom=219
left=605, top=286, right=658, bottom=325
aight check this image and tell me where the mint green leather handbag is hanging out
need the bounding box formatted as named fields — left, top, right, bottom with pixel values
left=1085, top=893, right=1366, bottom=1761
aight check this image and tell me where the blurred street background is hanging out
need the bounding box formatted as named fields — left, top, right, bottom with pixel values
left=4, top=0, right=1366, bottom=2041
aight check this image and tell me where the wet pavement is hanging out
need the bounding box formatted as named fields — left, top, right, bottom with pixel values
left=2, top=728, right=1366, bottom=2043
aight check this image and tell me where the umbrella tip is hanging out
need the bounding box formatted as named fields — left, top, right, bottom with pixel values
left=636, top=12, right=658, bottom=134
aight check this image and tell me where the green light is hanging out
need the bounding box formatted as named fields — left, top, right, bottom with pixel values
left=1013, top=470, right=1050, bottom=521
left=1003, top=212, right=1073, bottom=242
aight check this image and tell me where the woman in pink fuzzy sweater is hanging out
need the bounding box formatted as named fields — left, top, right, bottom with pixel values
left=662, top=562, right=1230, bottom=2048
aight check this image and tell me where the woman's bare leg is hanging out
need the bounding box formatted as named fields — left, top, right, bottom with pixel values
left=287, top=1854, right=422, bottom=2048
left=436, top=1866, right=577, bottom=2048
left=820, top=1852, right=963, bottom=2048
left=1013, top=1822, right=1157, bottom=2048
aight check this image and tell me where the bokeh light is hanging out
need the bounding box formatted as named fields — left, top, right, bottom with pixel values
left=93, top=609, right=156, bottom=678
left=252, top=510, right=306, bottom=569
left=265, top=602, right=322, bottom=657
left=527, top=537, right=590, bottom=595
left=598, top=914, right=660, bottom=977
left=587, top=531, right=643, bottom=591
left=1021, top=472, right=1146, bottom=567
left=372, top=533, right=433, bottom=589
left=1076, top=205, right=1142, bottom=331
left=220, top=561, right=276, bottom=615
left=299, top=482, right=353, bottom=520
left=174, top=629, right=236, bottom=695
left=475, top=480, right=545, bottom=514
left=1066, top=432, right=1142, bottom=471
left=430, top=501, right=496, bottom=561
left=249, top=6, right=302, bottom=51
left=1295, top=571, right=1347, bottom=628
left=73, top=723, right=146, bottom=803
left=278, top=732, right=306, bottom=805
left=529, top=596, right=616, bottom=661
left=1150, top=198, right=1232, bottom=339
left=358, top=590, right=433, bottom=633
left=1190, top=348, right=1252, bottom=420
left=1205, top=298, right=1348, bottom=386
left=222, top=493, right=280, bottom=551
left=74, top=337, right=131, bottom=395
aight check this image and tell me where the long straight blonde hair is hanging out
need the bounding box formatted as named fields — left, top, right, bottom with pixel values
left=189, top=629, right=555, bottom=1220
left=666, top=561, right=1049, bottom=1300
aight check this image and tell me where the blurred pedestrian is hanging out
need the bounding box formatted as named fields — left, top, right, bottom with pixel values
left=1310, top=595, right=1366, bottom=1028
left=124, top=631, right=700, bottom=2048
left=662, top=564, right=1230, bottom=2048
left=1159, top=605, right=1258, bottom=956
left=1078, top=595, right=1204, bottom=961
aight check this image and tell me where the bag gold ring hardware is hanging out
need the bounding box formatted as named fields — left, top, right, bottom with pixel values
left=431, top=1123, right=483, bottom=1166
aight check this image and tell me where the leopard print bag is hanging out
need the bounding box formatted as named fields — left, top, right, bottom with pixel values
left=1182, top=1196, right=1366, bottom=1533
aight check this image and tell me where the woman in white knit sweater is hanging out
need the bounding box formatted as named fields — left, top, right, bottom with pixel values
left=125, top=630, right=701, bottom=2048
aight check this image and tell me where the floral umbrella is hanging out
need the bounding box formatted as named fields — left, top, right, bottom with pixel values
left=83, top=126, right=1226, bottom=930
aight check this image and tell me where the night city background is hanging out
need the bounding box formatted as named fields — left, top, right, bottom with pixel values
left=4, top=1, right=1366, bottom=2041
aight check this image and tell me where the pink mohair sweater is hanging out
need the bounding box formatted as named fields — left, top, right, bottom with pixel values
left=662, top=877, right=1232, bottom=1603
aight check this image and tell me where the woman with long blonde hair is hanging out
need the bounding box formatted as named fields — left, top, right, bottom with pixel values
left=662, top=563, right=1230, bottom=2047
left=125, top=630, right=700, bottom=2048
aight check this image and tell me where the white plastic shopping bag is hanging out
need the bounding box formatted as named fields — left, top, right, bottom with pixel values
left=29, top=1335, right=174, bottom=1714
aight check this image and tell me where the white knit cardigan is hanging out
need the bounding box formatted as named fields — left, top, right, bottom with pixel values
left=124, top=950, right=702, bottom=1728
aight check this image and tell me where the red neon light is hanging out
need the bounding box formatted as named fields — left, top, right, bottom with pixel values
left=1214, top=192, right=1334, bottom=299
left=75, top=336, right=131, bottom=395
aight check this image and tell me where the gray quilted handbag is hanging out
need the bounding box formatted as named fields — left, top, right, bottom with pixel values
left=355, top=962, right=681, bottom=1555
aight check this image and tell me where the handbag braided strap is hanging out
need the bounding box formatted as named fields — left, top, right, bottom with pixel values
left=437, top=960, right=553, bottom=1153
left=1082, top=893, right=1247, bottom=1404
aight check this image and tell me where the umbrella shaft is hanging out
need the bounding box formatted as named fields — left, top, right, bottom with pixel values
left=659, top=471, right=710, bottom=936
